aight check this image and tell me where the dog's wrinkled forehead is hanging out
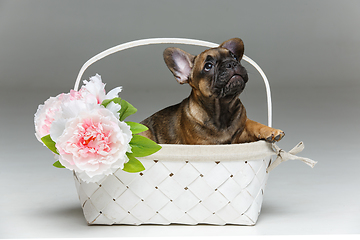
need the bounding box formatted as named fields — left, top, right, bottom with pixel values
left=195, top=47, right=231, bottom=66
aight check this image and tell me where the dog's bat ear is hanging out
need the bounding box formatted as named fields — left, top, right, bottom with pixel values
left=219, top=38, right=244, bottom=60
left=163, top=47, right=195, bottom=84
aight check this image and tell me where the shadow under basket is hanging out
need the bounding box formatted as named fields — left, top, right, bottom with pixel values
left=74, top=141, right=274, bottom=226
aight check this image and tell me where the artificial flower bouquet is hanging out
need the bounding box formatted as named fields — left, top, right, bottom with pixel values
left=34, top=74, right=161, bottom=183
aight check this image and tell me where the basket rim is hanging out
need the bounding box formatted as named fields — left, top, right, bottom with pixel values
left=138, top=140, right=275, bottom=162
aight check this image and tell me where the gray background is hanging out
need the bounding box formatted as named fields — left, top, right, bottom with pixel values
left=0, top=0, right=359, bottom=238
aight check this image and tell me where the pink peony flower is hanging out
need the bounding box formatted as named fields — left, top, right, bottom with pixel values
left=34, top=74, right=122, bottom=144
left=54, top=106, right=132, bottom=183
left=34, top=91, right=83, bottom=143
left=35, top=74, right=128, bottom=182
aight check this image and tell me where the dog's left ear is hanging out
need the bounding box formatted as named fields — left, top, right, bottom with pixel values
left=219, top=38, right=245, bottom=60
left=163, top=47, right=195, bottom=84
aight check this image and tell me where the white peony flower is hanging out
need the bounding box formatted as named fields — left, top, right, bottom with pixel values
left=80, top=74, right=122, bottom=104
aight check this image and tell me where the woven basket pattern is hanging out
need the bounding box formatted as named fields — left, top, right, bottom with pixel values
left=74, top=157, right=271, bottom=225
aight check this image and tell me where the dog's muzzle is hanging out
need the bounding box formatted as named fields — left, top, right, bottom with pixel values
left=215, top=61, right=248, bottom=97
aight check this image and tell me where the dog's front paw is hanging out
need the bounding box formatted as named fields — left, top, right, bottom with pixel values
left=260, top=128, right=285, bottom=143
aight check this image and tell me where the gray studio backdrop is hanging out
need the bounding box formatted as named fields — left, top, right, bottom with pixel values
left=0, top=0, right=359, bottom=238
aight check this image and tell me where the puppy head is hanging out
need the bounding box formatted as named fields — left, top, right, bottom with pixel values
left=163, top=38, right=248, bottom=99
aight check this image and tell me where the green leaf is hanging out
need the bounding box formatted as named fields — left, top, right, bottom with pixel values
left=53, top=160, right=65, bottom=168
left=119, top=99, right=137, bottom=121
left=101, top=97, right=137, bottom=121
left=41, top=135, right=59, bottom=155
left=125, top=121, right=148, bottom=134
left=101, top=99, right=112, bottom=108
left=122, top=152, right=145, bottom=173
left=101, top=97, right=122, bottom=108
left=129, top=135, right=162, bottom=157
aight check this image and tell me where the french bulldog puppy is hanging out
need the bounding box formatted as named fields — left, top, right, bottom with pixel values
left=140, top=38, right=284, bottom=144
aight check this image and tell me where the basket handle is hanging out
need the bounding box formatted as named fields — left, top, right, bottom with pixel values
left=74, top=38, right=273, bottom=127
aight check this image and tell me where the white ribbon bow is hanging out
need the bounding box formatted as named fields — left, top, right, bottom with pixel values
left=267, top=142, right=317, bottom=172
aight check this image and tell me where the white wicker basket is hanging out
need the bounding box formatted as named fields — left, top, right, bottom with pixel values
left=72, top=38, right=316, bottom=225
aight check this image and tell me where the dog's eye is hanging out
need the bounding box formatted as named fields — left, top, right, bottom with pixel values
left=204, top=62, right=213, bottom=72
left=230, top=52, right=238, bottom=61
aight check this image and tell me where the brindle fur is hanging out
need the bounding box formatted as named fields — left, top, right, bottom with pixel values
left=140, top=38, right=284, bottom=144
